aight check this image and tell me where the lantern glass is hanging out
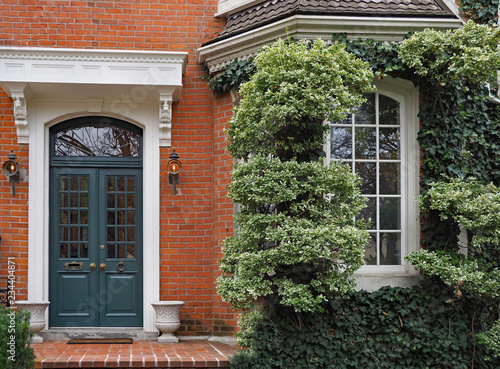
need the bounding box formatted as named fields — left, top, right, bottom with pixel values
left=167, top=159, right=181, bottom=175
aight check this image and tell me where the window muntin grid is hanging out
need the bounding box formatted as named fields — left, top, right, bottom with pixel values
left=106, top=175, right=136, bottom=260
left=330, top=93, right=403, bottom=265
left=58, top=175, right=89, bottom=259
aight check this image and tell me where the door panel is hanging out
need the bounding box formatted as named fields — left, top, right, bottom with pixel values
left=103, top=273, right=138, bottom=317
left=49, top=167, right=142, bottom=327
left=99, top=170, right=142, bottom=326
left=56, top=272, right=92, bottom=317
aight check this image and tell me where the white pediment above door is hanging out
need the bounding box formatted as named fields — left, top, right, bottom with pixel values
left=0, top=47, right=188, bottom=146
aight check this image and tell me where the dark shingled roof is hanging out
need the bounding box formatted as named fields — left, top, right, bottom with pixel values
left=210, top=0, right=457, bottom=43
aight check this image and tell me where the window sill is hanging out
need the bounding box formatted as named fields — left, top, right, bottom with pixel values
left=352, top=273, right=423, bottom=292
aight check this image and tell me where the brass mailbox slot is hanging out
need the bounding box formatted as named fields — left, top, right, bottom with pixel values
left=64, top=261, right=84, bottom=270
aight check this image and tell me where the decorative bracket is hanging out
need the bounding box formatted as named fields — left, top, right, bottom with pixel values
left=159, top=93, right=173, bottom=147
left=9, top=84, right=30, bottom=144
left=13, top=96, right=27, bottom=126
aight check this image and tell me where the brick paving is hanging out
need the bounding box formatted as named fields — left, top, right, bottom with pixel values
left=32, top=340, right=236, bottom=369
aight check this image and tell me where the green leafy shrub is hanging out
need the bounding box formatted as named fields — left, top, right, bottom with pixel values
left=219, top=38, right=374, bottom=315
left=408, top=178, right=500, bottom=356
left=231, top=281, right=500, bottom=368
left=399, top=21, right=500, bottom=87
left=219, top=157, right=368, bottom=313
left=418, top=178, right=500, bottom=262
left=0, top=306, right=35, bottom=369
left=478, top=320, right=500, bottom=359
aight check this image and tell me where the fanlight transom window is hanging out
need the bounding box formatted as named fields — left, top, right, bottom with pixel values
left=52, top=117, right=141, bottom=157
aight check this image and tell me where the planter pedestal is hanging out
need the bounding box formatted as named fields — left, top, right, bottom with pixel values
left=151, top=301, right=184, bottom=343
left=15, top=301, right=50, bottom=343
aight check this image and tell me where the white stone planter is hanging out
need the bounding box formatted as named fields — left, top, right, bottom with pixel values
left=15, top=301, right=50, bottom=343
left=151, top=301, right=185, bottom=343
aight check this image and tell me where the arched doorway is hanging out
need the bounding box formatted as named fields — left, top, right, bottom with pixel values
left=48, top=116, right=143, bottom=327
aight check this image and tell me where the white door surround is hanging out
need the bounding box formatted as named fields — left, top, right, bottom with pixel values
left=0, top=47, right=188, bottom=332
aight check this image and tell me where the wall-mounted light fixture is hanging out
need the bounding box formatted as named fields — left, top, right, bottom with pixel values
left=2, top=150, right=20, bottom=197
left=167, top=150, right=182, bottom=195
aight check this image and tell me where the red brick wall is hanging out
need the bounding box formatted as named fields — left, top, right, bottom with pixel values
left=0, top=0, right=238, bottom=335
left=211, top=93, right=238, bottom=335
left=0, top=90, right=29, bottom=301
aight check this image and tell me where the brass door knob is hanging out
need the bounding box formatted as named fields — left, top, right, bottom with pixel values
left=89, top=263, right=96, bottom=270
left=99, top=263, right=106, bottom=270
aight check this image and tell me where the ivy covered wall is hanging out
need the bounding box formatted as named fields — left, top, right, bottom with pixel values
left=204, top=4, right=500, bottom=367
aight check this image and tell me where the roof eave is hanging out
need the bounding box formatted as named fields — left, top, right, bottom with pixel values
left=197, top=14, right=464, bottom=72
left=215, top=0, right=269, bottom=18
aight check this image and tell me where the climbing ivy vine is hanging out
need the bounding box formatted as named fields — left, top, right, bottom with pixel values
left=203, top=57, right=256, bottom=95
left=457, top=0, right=499, bottom=25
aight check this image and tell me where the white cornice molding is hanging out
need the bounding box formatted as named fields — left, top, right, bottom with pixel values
left=198, top=15, right=463, bottom=73
left=0, top=47, right=188, bottom=146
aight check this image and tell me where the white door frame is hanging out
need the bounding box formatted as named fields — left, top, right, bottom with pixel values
left=0, top=47, right=188, bottom=332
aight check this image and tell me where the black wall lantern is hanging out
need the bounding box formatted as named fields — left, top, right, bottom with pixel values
left=167, top=150, right=182, bottom=195
left=2, top=150, right=20, bottom=197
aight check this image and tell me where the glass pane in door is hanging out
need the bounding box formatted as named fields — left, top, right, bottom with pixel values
left=106, top=176, right=136, bottom=259
left=58, top=175, right=89, bottom=259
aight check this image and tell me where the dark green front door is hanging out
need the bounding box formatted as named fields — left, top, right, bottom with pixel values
left=49, top=117, right=143, bottom=327
left=49, top=167, right=143, bottom=327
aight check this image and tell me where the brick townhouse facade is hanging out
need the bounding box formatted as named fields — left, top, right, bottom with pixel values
left=0, top=0, right=461, bottom=340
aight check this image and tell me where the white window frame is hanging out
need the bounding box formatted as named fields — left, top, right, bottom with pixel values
left=326, top=78, right=420, bottom=280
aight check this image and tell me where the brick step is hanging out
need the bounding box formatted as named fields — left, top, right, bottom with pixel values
left=33, top=340, right=234, bottom=369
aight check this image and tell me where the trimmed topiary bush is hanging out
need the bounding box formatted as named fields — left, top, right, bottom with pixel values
left=219, top=37, right=374, bottom=316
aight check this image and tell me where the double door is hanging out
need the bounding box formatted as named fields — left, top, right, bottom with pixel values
left=49, top=167, right=142, bottom=327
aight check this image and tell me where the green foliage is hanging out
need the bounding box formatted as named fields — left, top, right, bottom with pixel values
left=478, top=320, right=500, bottom=359
left=206, top=14, right=500, bottom=366
left=332, top=33, right=407, bottom=79
left=417, top=82, right=500, bottom=185
left=419, top=178, right=500, bottom=259
left=399, top=20, right=500, bottom=86
left=204, top=57, right=256, bottom=96
left=0, top=306, right=35, bottom=369
left=408, top=178, right=500, bottom=356
left=230, top=281, right=500, bottom=368
left=406, top=249, right=500, bottom=300
left=219, top=157, right=368, bottom=312
left=219, top=38, right=374, bottom=314
left=227, top=38, right=375, bottom=161
left=403, top=21, right=500, bottom=253
left=458, top=0, right=500, bottom=25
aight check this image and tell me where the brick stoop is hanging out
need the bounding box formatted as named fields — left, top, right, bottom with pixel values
left=33, top=340, right=235, bottom=369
